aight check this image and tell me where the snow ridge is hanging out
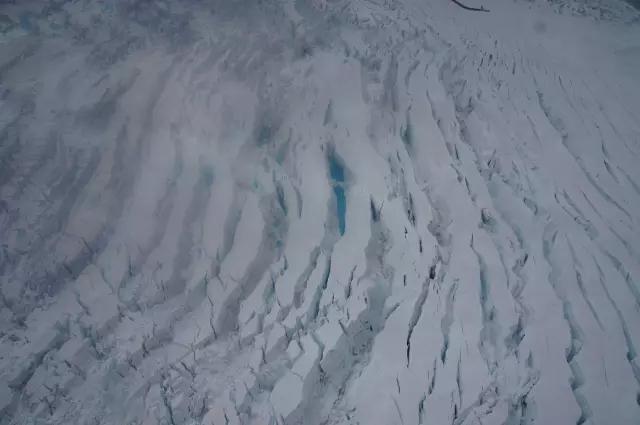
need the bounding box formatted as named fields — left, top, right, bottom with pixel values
left=1, top=0, right=640, bottom=424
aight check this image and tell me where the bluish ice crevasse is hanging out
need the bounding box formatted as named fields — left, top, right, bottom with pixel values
left=19, top=13, right=33, bottom=32
left=328, top=150, right=346, bottom=236
left=329, top=152, right=344, bottom=183
left=334, top=186, right=346, bottom=235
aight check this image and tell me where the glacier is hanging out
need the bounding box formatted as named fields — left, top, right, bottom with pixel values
left=1, top=0, right=640, bottom=424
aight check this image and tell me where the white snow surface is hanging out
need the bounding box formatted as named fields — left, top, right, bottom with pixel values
left=1, top=0, right=640, bottom=424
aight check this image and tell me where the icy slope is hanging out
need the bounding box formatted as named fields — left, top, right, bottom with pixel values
left=1, top=0, right=640, bottom=424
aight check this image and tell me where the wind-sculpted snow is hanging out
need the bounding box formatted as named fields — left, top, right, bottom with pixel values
left=1, top=0, right=640, bottom=424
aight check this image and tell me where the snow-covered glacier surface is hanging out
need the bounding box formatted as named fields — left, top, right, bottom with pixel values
left=1, top=0, right=640, bottom=423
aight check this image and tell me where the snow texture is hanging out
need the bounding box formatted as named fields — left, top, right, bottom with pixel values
left=1, top=0, right=640, bottom=424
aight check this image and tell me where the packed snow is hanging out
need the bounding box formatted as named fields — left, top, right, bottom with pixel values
left=1, top=0, right=640, bottom=424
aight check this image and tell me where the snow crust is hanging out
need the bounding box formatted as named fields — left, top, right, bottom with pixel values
left=1, top=0, right=640, bottom=423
